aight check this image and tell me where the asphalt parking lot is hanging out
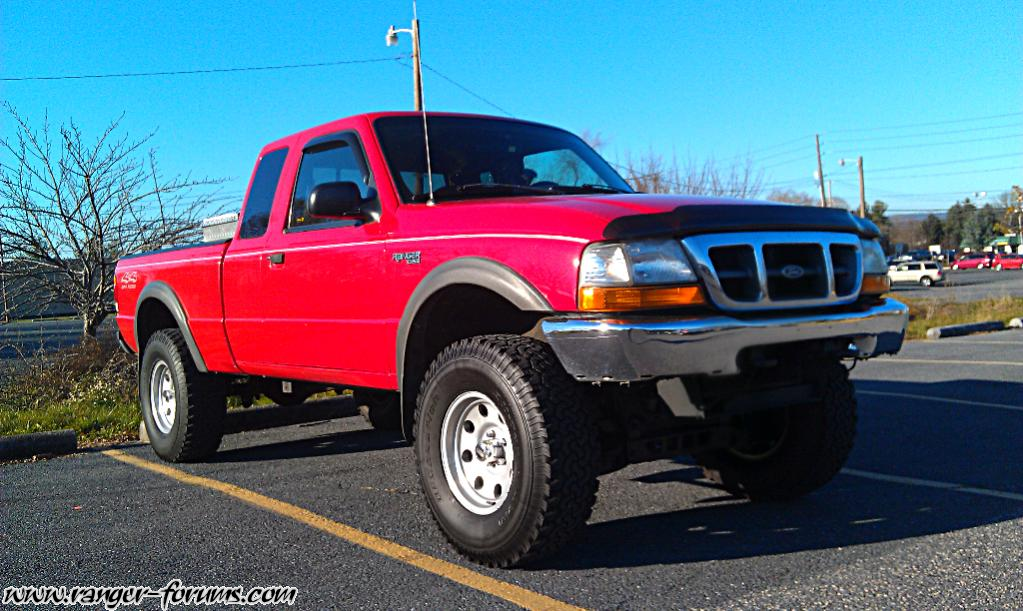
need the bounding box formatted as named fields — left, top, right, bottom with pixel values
left=4, top=330, right=1023, bottom=609
left=890, top=268, right=1023, bottom=301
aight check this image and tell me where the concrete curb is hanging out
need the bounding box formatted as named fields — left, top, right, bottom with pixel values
left=926, top=321, right=1005, bottom=339
left=0, top=429, right=77, bottom=460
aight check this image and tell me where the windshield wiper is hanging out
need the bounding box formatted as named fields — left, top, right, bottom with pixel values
left=571, top=184, right=631, bottom=194
left=456, top=183, right=564, bottom=195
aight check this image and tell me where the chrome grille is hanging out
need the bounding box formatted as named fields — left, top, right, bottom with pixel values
left=682, top=232, right=863, bottom=311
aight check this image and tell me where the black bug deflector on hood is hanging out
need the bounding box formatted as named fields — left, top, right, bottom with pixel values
left=603, top=204, right=880, bottom=241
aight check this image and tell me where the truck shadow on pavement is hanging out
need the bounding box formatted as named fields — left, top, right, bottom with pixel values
left=537, top=378, right=1023, bottom=570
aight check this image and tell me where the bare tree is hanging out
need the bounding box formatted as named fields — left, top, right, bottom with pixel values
left=0, top=104, right=228, bottom=336
left=768, top=188, right=848, bottom=209
left=618, top=150, right=765, bottom=199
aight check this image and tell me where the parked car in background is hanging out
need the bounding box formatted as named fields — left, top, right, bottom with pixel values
left=993, top=253, right=1023, bottom=271
left=888, top=261, right=943, bottom=287
left=951, top=252, right=991, bottom=270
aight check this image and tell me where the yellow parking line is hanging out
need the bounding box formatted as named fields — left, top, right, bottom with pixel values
left=877, top=358, right=1023, bottom=367
left=102, top=449, right=581, bottom=611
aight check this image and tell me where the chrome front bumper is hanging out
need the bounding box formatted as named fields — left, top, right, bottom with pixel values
left=541, top=298, right=909, bottom=382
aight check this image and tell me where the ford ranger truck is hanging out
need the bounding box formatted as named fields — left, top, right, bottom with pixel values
left=114, top=112, right=909, bottom=567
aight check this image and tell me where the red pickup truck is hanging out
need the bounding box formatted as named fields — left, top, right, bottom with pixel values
left=115, top=112, right=908, bottom=567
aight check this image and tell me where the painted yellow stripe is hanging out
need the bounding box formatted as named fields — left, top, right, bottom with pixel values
left=102, top=449, right=581, bottom=611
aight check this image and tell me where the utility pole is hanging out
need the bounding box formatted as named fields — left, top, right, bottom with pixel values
left=386, top=16, right=424, bottom=111
left=857, top=156, right=866, bottom=218
left=411, top=19, right=423, bottom=111
left=815, top=134, right=827, bottom=207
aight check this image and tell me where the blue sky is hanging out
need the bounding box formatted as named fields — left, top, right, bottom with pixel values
left=2, top=0, right=1020, bottom=213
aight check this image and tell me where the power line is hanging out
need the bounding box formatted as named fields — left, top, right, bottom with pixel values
left=748, top=134, right=814, bottom=156
left=826, top=110, right=1023, bottom=135
left=869, top=152, right=1023, bottom=174
left=419, top=62, right=515, bottom=117
left=832, top=132, right=1023, bottom=155
left=0, top=56, right=407, bottom=82
left=827, top=121, right=1023, bottom=144
left=868, top=165, right=1022, bottom=181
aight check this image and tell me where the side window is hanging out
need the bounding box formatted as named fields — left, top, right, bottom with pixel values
left=289, top=137, right=373, bottom=229
left=238, top=148, right=288, bottom=239
left=897, top=264, right=909, bottom=271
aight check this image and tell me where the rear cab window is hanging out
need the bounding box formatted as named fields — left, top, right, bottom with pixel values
left=238, top=148, right=289, bottom=239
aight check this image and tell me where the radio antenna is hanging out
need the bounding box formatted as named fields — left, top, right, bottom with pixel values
left=387, top=1, right=435, bottom=205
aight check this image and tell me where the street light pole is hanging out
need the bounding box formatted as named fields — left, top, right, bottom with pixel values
left=386, top=19, right=424, bottom=111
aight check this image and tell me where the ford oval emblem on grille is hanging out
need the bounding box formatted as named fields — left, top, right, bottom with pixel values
left=781, top=264, right=805, bottom=280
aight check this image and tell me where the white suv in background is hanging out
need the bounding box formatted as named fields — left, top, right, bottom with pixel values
left=888, top=261, right=944, bottom=287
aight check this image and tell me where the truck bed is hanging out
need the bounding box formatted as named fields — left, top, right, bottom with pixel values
left=115, top=240, right=237, bottom=373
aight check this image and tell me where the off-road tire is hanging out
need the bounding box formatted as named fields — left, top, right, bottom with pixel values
left=140, top=329, right=226, bottom=462
left=696, top=358, right=856, bottom=501
left=414, top=334, right=599, bottom=567
left=357, top=390, right=402, bottom=431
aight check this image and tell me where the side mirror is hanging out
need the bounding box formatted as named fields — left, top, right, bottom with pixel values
left=308, top=182, right=368, bottom=220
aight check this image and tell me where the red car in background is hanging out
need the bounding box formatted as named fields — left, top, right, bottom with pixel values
left=993, top=253, right=1023, bottom=270
left=951, top=252, right=992, bottom=270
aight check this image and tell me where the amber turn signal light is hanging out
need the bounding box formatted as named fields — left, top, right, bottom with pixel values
left=579, top=285, right=705, bottom=311
left=861, top=274, right=890, bottom=295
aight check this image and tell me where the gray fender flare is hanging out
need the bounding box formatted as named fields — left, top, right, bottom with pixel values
left=395, top=257, right=553, bottom=424
left=134, top=281, right=209, bottom=372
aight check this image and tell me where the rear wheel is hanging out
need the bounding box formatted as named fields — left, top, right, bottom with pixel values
left=414, top=335, right=599, bottom=567
left=920, top=276, right=933, bottom=287
left=695, top=358, right=856, bottom=501
left=140, top=329, right=226, bottom=462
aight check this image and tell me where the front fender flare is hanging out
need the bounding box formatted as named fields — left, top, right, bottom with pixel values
left=395, top=257, right=554, bottom=428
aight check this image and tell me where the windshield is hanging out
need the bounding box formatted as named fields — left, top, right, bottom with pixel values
left=374, top=116, right=633, bottom=203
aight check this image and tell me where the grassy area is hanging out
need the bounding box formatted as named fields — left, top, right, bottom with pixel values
left=0, top=339, right=139, bottom=443
left=896, top=294, right=1023, bottom=340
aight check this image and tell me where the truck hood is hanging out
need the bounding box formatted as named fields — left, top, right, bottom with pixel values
left=426, top=194, right=877, bottom=242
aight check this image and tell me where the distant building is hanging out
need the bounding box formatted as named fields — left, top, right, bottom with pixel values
left=986, top=234, right=1023, bottom=254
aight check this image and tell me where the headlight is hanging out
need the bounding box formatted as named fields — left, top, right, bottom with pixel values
left=578, top=239, right=703, bottom=311
left=860, top=238, right=887, bottom=274
left=580, top=239, right=697, bottom=286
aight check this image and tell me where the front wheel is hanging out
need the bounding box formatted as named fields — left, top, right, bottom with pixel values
left=695, top=358, right=856, bottom=501
left=996, top=264, right=1003, bottom=271
left=414, top=335, right=599, bottom=567
left=140, top=329, right=226, bottom=462
left=952, top=263, right=959, bottom=270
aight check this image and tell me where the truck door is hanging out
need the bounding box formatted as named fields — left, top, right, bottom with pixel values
left=223, top=147, right=290, bottom=370
left=256, top=131, right=391, bottom=380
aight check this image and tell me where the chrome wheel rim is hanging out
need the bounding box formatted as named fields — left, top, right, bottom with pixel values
left=149, top=360, right=177, bottom=435
left=440, top=391, right=514, bottom=515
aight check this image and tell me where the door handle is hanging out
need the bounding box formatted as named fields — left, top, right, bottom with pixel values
left=268, top=252, right=285, bottom=265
